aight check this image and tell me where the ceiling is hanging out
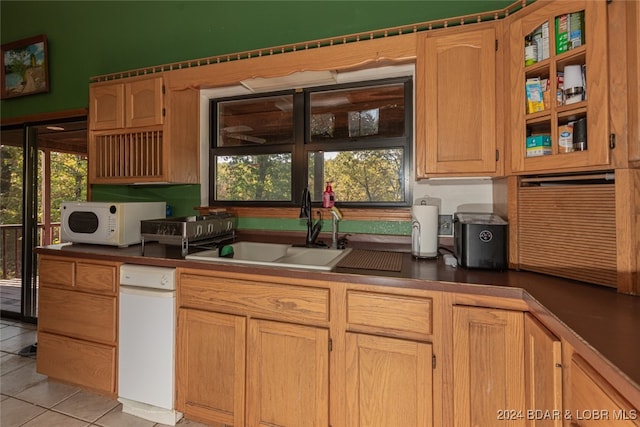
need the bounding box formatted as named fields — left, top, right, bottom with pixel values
left=1, top=120, right=87, bottom=154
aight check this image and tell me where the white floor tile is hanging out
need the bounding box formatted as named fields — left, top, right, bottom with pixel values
left=0, top=328, right=37, bottom=353
left=93, top=404, right=156, bottom=427
left=15, top=378, right=80, bottom=408
left=51, top=390, right=119, bottom=423
left=0, top=360, right=48, bottom=396
left=0, top=396, right=47, bottom=426
left=21, top=409, right=91, bottom=427
left=1, top=352, right=35, bottom=375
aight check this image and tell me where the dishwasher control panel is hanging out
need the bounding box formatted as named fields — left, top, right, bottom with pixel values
left=120, top=264, right=176, bottom=290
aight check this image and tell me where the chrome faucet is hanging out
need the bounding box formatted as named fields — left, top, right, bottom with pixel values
left=329, top=206, right=343, bottom=249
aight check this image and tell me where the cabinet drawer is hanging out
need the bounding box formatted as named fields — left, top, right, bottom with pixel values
left=38, top=287, right=117, bottom=344
left=179, top=273, right=329, bottom=323
left=347, top=291, right=433, bottom=338
left=37, top=332, right=116, bottom=395
left=76, top=261, right=118, bottom=295
left=39, top=257, right=74, bottom=288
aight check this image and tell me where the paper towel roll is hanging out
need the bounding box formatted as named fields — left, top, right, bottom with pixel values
left=564, top=64, right=584, bottom=105
left=411, top=205, right=439, bottom=258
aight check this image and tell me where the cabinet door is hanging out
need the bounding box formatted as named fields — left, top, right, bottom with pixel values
left=75, top=261, right=118, bottom=295
left=125, top=77, right=164, bottom=128
left=176, top=309, right=246, bottom=427
left=247, top=319, right=329, bottom=427
left=508, top=0, right=609, bottom=173
left=89, top=83, right=125, bottom=130
left=37, top=331, right=116, bottom=395
left=524, top=314, right=563, bottom=427
left=38, top=287, right=117, bottom=344
left=565, top=353, right=639, bottom=427
left=38, top=256, right=74, bottom=289
left=453, top=306, right=525, bottom=427
left=345, top=333, right=433, bottom=427
left=416, top=26, right=498, bottom=177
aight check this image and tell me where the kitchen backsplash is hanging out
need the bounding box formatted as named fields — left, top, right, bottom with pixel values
left=90, top=178, right=493, bottom=236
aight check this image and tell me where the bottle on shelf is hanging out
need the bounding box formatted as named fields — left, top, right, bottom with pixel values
left=525, top=36, right=537, bottom=66
left=322, top=181, right=335, bottom=208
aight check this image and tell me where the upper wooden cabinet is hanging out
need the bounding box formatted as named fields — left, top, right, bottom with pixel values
left=89, top=83, right=125, bottom=130
left=507, top=0, right=610, bottom=174
left=88, top=75, right=199, bottom=184
left=90, top=77, right=164, bottom=131
left=416, top=24, right=501, bottom=178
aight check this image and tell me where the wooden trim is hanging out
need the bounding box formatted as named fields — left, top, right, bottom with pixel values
left=628, top=0, right=640, bottom=163
left=609, top=0, right=631, bottom=168
left=615, top=169, right=640, bottom=295
left=197, top=206, right=411, bottom=221
left=0, top=108, right=88, bottom=126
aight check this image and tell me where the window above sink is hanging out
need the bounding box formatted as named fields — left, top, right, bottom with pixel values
left=207, top=66, right=414, bottom=209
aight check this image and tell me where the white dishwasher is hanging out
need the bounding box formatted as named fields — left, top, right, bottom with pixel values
left=118, top=264, right=183, bottom=425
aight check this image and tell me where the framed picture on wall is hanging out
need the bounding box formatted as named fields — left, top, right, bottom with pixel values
left=1, top=34, right=49, bottom=99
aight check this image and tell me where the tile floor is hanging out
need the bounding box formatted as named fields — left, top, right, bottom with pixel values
left=1, top=318, right=211, bottom=427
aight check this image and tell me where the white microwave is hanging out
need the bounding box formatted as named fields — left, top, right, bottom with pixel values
left=60, top=202, right=166, bottom=247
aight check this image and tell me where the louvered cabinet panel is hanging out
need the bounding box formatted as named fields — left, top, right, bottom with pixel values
left=92, top=130, right=164, bottom=182
left=517, top=183, right=617, bottom=287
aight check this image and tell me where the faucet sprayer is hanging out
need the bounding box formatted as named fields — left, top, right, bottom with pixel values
left=300, top=187, right=322, bottom=247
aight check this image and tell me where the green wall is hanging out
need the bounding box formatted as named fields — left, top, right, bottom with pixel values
left=2, top=0, right=511, bottom=235
left=1, top=0, right=512, bottom=119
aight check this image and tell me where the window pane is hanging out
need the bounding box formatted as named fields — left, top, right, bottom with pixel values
left=215, top=154, right=292, bottom=201
left=50, top=152, right=88, bottom=224
left=309, top=83, right=405, bottom=142
left=307, top=149, right=404, bottom=203
left=216, top=94, right=294, bottom=147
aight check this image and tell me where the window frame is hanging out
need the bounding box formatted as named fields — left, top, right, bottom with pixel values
left=209, top=77, right=413, bottom=208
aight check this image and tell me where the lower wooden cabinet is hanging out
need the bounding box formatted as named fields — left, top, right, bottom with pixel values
left=36, top=255, right=119, bottom=396
left=247, top=319, right=329, bottom=427
left=452, top=306, right=525, bottom=427
left=176, top=308, right=329, bottom=427
left=564, top=346, right=639, bottom=427
left=37, top=332, right=116, bottom=393
left=34, top=256, right=639, bottom=426
left=524, top=313, right=563, bottom=427
left=176, top=309, right=246, bottom=426
left=345, top=333, right=433, bottom=427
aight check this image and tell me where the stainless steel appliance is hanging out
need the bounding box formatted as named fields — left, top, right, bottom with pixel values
left=61, top=201, right=165, bottom=247
left=118, top=264, right=182, bottom=425
left=140, top=213, right=236, bottom=257
left=454, top=213, right=507, bottom=270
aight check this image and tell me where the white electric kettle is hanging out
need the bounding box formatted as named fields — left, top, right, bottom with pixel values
left=411, top=202, right=439, bottom=258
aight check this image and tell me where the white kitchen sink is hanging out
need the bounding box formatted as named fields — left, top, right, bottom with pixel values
left=185, top=241, right=352, bottom=271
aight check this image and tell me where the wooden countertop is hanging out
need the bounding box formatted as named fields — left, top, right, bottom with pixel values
left=36, top=242, right=640, bottom=401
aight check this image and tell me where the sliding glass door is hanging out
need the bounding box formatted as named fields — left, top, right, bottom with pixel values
left=0, top=118, right=87, bottom=321
left=0, top=126, right=26, bottom=318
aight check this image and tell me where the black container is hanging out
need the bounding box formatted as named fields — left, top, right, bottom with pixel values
left=573, top=117, right=587, bottom=151
left=454, top=213, right=508, bottom=270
